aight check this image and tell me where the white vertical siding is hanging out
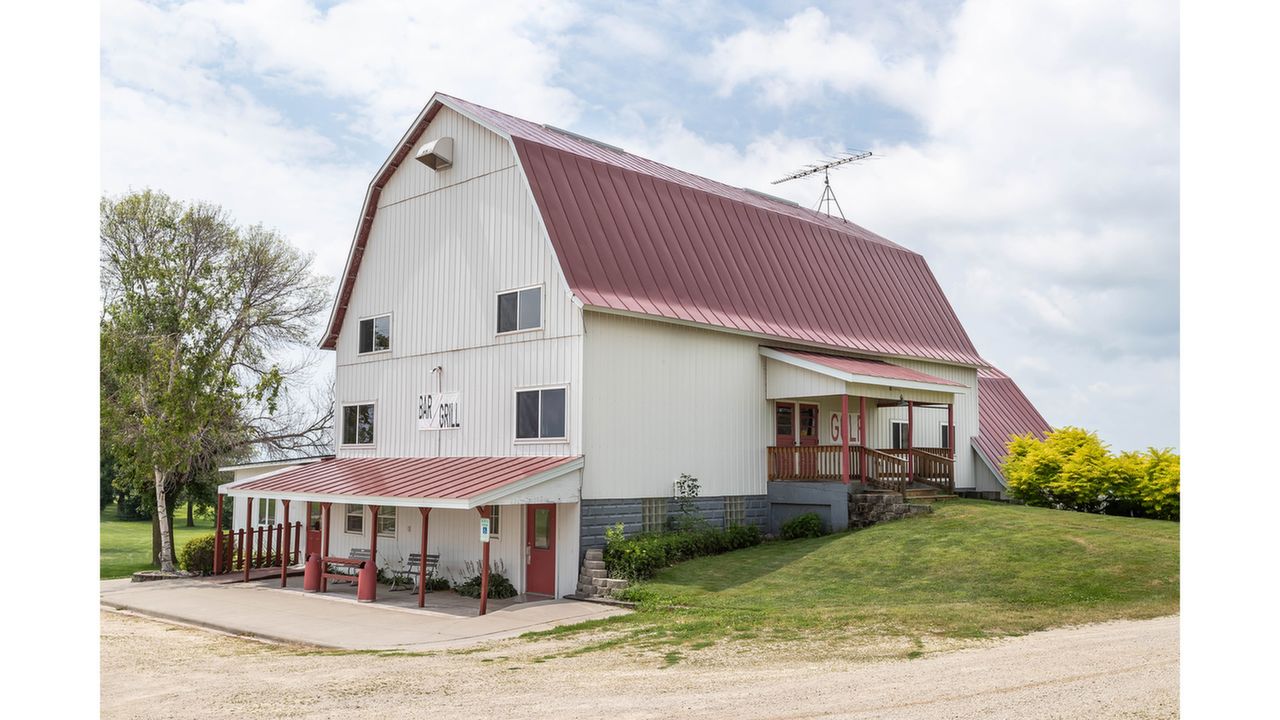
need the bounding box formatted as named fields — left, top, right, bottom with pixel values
left=581, top=312, right=770, bottom=499
left=334, top=110, right=583, bottom=459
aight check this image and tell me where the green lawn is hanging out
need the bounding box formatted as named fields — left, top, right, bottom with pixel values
left=100, top=505, right=216, bottom=579
left=534, top=500, right=1179, bottom=655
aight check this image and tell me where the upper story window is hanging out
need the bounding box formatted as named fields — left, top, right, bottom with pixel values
left=497, top=286, right=542, bottom=334
left=515, top=387, right=566, bottom=441
left=358, top=314, right=390, bottom=354
left=342, top=403, right=375, bottom=446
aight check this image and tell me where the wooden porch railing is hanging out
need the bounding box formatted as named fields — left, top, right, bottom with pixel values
left=214, top=521, right=303, bottom=575
left=766, top=445, right=954, bottom=494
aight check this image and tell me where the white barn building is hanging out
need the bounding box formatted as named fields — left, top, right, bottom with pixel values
left=217, top=92, right=1050, bottom=605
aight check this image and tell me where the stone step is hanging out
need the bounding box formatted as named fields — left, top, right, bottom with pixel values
left=582, top=567, right=606, bottom=579
left=583, top=559, right=606, bottom=571
left=584, top=548, right=604, bottom=561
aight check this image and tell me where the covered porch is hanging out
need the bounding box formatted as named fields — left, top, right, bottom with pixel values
left=761, top=347, right=965, bottom=495
left=213, top=455, right=583, bottom=616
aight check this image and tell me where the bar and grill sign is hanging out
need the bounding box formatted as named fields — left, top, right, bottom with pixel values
left=417, top=392, right=461, bottom=431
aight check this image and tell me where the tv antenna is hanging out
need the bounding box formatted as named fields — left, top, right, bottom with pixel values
left=771, top=150, right=873, bottom=222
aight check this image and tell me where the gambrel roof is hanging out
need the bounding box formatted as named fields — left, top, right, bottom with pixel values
left=321, top=92, right=985, bottom=366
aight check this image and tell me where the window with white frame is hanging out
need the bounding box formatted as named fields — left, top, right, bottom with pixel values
left=256, top=500, right=277, bottom=526
left=891, top=420, right=910, bottom=449
left=345, top=504, right=364, bottom=534
left=342, top=403, right=375, bottom=445
left=940, top=423, right=952, bottom=449
left=642, top=497, right=667, bottom=533
left=497, top=286, right=542, bottom=334
left=724, top=497, right=746, bottom=528
left=376, top=506, right=395, bottom=537
left=488, top=505, right=501, bottom=538
left=358, top=314, right=391, bottom=354
left=515, top=387, right=566, bottom=440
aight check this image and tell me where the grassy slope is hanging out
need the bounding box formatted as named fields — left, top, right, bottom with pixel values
left=538, top=500, right=1178, bottom=651
left=100, top=506, right=215, bottom=579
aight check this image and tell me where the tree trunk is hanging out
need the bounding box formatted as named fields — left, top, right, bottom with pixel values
left=153, top=468, right=176, bottom=572
left=186, top=499, right=195, bottom=527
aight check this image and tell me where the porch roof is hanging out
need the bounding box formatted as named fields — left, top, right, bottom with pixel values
left=217, top=455, right=583, bottom=510
left=760, top=347, right=966, bottom=394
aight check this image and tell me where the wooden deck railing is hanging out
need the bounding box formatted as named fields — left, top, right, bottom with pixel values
left=767, top=445, right=954, bottom=493
left=214, top=521, right=303, bottom=575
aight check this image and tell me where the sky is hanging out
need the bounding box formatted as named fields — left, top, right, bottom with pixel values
left=100, top=0, right=1179, bottom=453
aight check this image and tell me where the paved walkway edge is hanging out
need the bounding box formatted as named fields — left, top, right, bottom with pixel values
left=100, top=603, right=341, bottom=649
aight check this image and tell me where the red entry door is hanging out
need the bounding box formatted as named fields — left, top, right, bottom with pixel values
left=798, top=403, right=820, bottom=476
left=525, top=504, right=556, bottom=596
left=305, top=503, right=322, bottom=558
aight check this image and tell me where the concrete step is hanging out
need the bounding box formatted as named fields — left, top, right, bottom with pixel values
left=584, top=548, right=604, bottom=561
left=582, top=559, right=606, bottom=571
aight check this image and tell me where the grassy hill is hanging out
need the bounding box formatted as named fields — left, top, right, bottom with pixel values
left=100, top=506, right=215, bottom=579
left=534, top=500, right=1178, bottom=657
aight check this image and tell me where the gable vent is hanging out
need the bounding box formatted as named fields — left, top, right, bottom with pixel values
left=415, top=136, right=454, bottom=171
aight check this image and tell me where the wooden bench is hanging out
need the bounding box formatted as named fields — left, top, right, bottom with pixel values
left=400, top=553, right=441, bottom=591
left=322, top=548, right=370, bottom=584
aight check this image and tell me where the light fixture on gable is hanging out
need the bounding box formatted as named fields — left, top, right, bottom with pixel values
left=414, top=136, right=453, bottom=171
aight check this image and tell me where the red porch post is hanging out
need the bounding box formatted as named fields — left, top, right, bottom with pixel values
left=418, top=507, right=432, bottom=608
left=280, top=499, right=291, bottom=587
left=214, top=494, right=224, bottom=574
left=244, top=497, right=254, bottom=583
left=477, top=506, right=492, bottom=616
left=320, top=502, right=332, bottom=593
left=365, top=505, right=380, bottom=603
left=840, top=394, right=850, bottom=485
left=858, top=396, right=868, bottom=483
left=906, top=401, right=915, bottom=481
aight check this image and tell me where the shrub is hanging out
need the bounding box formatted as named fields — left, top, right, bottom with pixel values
left=178, top=533, right=216, bottom=574
left=779, top=512, right=824, bottom=540
left=453, top=572, right=517, bottom=599
left=603, top=523, right=763, bottom=581
left=1003, top=427, right=1180, bottom=521
left=422, top=575, right=451, bottom=592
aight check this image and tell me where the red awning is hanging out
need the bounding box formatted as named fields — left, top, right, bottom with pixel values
left=220, top=456, right=583, bottom=509
left=762, top=347, right=966, bottom=390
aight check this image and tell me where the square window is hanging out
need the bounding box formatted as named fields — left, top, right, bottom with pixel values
left=358, top=315, right=390, bottom=353
left=724, top=497, right=746, bottom=528
left=342, top=403, right=375, bottom=445
left=641, top=497, right=667, bottom=533
left=515, top=388, right=567, bottom=440
left=497, top=287, right=542, bottom=334
left=345, top=504, right=364, bottom=534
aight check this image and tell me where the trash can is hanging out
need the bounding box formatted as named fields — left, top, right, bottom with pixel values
left=357, top=560, right=377, bottom=603
left=303, top=553, right=321, bottom=592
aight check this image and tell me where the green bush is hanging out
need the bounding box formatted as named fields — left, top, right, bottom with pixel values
left=603, top=522, right=763, bottom=581
left=422, top=575, right=451, bottom=592
left=780, top=512, right=824, bottom=540
left=178, top=533, right=216, bottom=574
left=1004, top=427, right=1180, bottom=521
left=453, top=571, right=517, bottom=599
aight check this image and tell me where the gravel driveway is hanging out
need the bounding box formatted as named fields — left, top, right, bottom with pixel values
left=101, top=610, right=1177, bottom=719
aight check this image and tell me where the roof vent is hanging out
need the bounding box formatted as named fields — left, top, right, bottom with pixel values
left=541, top=124, right=625, bottom=154
left=414, top=136, right=453, bottom=171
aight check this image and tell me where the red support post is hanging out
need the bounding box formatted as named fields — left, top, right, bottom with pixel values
left=265, top=519, right=274, bottom=567
left=362, top=505, right=380, bottom=603
left=235, top=529, right=244, bottom=571
left=320, top=502, right=332, bottom=593
left=418, top=507, right=431, bottom=609
left=477, top=506, right=492, bottom=616
left=292, top=520, right=301, bottom=564
left=244, top=498, right=254, bottom=582
left=858, top=396, right=868, bottom=483
left=281, top=499, right=291, bottom=587
left=907, top=401, right=915, bottom=481
left=840, top=394, right=850, bottom=485
left=214, top=494, right=224, bottom=574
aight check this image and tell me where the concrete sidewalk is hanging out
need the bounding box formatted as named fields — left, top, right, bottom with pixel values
left=100, top=578, right=628, bottom=651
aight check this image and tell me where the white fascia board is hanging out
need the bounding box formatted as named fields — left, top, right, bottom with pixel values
left=759, top=346, right=965, bottom=396
left=218, top=457, right=327, bottom=473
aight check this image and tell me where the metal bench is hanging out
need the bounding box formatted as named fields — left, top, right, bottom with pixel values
left=402, top=553, right=441, bottom=591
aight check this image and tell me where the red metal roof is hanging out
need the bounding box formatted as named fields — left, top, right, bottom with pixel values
left=223, top=456, right=582, bottom=507
left=321, top=93, right=984, bottom=366
left=766, top=348, right=965, bottom=388
left=973, top=366, right=1052, bottom=476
